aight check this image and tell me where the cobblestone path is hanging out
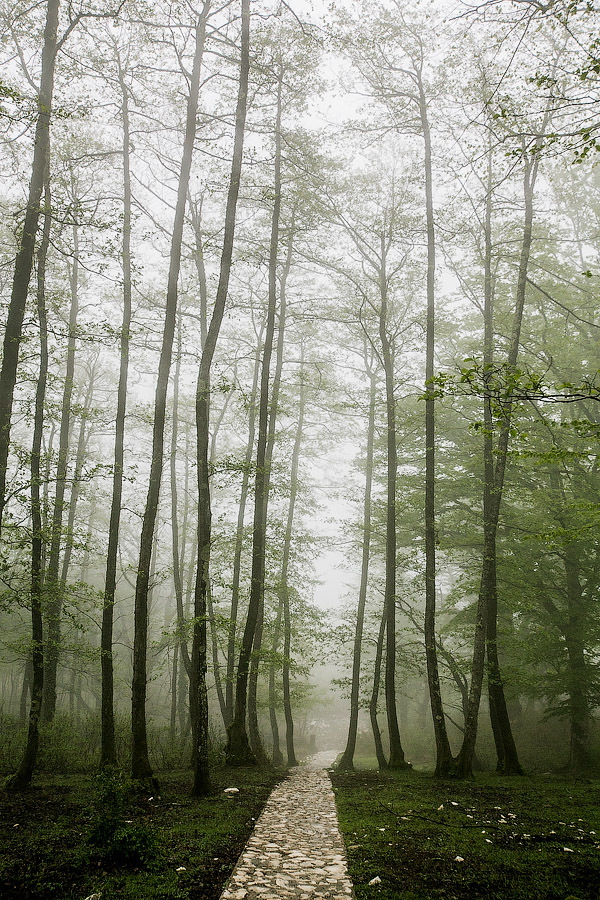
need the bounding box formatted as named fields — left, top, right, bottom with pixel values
left=220, top=752, right=354, bottom=900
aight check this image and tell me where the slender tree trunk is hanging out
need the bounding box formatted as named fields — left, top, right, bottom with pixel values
left=170, top=315, right=192, bottom=682
left=170, top=642, right=179, bottom=741
left=131, top=5, right=209, bottom=783
left=6, top=172, right=52, bottom=790
left=226, top=54, right=280, bottom=767
left=369, top=605, right=388, bottom=770
left=101, top=51, right=132, bottom=770
left=19, top=659, right=33, bottom=726
left=60, top=363, right=95, bottom=587
left=378, top=240, right=407, bottom=770
left=268, top=595, right=284, bottom=765
left=42, top=212, right=79, bottom=723
left=205, top=376, right=236, bottom=733
left=246, top=70, right=288, bottom=767
left=551, top=470, right=592, bottom=774
left=206, top=582, right=228, bottom=728
left=419, top=82, right=453, bottom=777
left=191, top=0, right=250, bottom=794
left=280, top=350, right=307, bottom=768
left=0, top=0, right=60, bottom=533
left=226, top=323, right=263, bottom=724
left=456, top=137, right=542, bottom=778
left=338, top=360, right=376, bottom=772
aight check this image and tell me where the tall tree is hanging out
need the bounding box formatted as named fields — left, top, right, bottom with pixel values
left=191, top=0, right=250, bottom=795
left=378, top=231, right=409, bottom=770
left=337, top=348, right=377, bottom=772
left=100, top=42, right=133, bottom=769
left=0, top=0, right=60, bottom=534
left=226, top=55, right=283, bottom=767
left=42, top=192, right=80, bottom=723
left=455, top=120, right=547, bottom=778
left=131, top=1, right=210, bottom=783
left=5, top=171, right=52, bottom=790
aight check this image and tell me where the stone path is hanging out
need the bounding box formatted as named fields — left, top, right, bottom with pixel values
left=220, top=751, right=354, bottom=900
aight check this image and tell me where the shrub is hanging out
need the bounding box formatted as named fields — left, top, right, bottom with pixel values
left=87, top=768, right=161, bottom=869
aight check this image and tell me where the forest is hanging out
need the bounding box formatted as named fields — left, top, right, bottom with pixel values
left=1, top=0, right=600, bottom=897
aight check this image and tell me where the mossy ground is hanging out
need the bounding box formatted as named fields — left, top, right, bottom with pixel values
left=331, top=767, right=600, bottom=900
left=0, top=766, right=282, bottom=900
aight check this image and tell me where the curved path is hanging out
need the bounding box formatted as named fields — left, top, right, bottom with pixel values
left=220, top=752, right=354, bottom=900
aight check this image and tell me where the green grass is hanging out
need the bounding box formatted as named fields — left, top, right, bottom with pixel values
left=0, top=766, right=282, bottom=900
left=330, top=768, right=600, bottom=900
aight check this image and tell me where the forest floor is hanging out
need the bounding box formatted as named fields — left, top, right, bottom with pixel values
left=0, top=765, right=282, bottom=900
left=331, top=766, right=600, bottom=900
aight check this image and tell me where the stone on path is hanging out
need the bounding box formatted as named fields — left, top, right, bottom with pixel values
left=220, top=751, right=354, bottom=900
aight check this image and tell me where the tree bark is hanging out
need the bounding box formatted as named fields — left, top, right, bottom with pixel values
left=60, top=361, right=95, bottom=587
left=456, top=135, right=541, bottom=778
left=338, top=357, right=376, bottom=772
left=226, top=322, right=263, bottom=725
left=268, top=594, right=284, bottom=766
left=6, top=171, right=51, bottom=790
left=378, top=237, right=408, bottom=770
left=42, top=209, right=79, bottom=723
left=101, top=50, right=132, bottom=770
left=280, top=349, right=307, bottom=768
left=226, top=53, right=280, bottom=767
left=369, top=604, right=388, bottom=770
left=419, top=78, right=453, bottom=777
left=191, top=0, right=250, bottom=794
left=0, top=0, right=60, bottom=534
left=131, top=4, right=209, bottom=783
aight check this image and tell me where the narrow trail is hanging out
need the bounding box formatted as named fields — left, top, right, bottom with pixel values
left=220, top=751, right=354, bottom=900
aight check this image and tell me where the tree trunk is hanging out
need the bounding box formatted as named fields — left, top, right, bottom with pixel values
left=191, top=0, right=250, bottom=794
left=132, top=4, right=209, bottom=784
left=226, top=53, right=280, bottom=767
left=280, top=349, right=307, bottom=768
left=206, top=375, right=236, bottom=733
left=378, top=239, right=408, bottom=770
left=338, top=358, right=376, bottom=772
left=419, top=80, right=453, bottom=777
left=268, top=594, right=284, bottom=766
left=456, top=131, right=543, bottom=778
left=170, top=315, right=192, bottom=687
left=19, top=659, right=33, bottom=727
left=42, top=211, right=80, bottom=723
left=226, top=322, right=263, bottom=725
left=369, top=605, right=388, bottom=771
left=0, top=0, right=60, bottom=533
left=6, top=172, right=52, bottom=790
left=60, top=362, right=96, bottom=587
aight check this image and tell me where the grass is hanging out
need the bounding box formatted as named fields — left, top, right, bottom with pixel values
left=0, top=765, right=282, bottom=900
left=330, top=767, right=600, bottom=900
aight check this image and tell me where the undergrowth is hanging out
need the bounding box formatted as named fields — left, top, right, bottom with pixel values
left=331, top=768, right=600, bottom=900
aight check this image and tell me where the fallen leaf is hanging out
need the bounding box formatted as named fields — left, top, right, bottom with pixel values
left=563, top=847, right=574, bottom=852
left=176, top=866, right=187, bottom=872
left=368, top=876, right=382, bottom=885
left=454, top=856, right=464, bottom=862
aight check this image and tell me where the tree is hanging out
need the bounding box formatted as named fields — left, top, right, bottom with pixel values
left=131, top=0, right=211, bottom=784
left=0, top=0, right=60, bottom=534
left=191, top=0, right=250, bottom=794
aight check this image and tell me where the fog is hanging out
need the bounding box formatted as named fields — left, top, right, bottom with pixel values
left=0, top=0, right=598, bottom=791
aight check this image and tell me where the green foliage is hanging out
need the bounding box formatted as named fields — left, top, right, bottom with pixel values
left=0, top=766, right=282, bottom=899
left=87, top=770, right=161, bottom=869
left=332, top=769, right=600, bottom=900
